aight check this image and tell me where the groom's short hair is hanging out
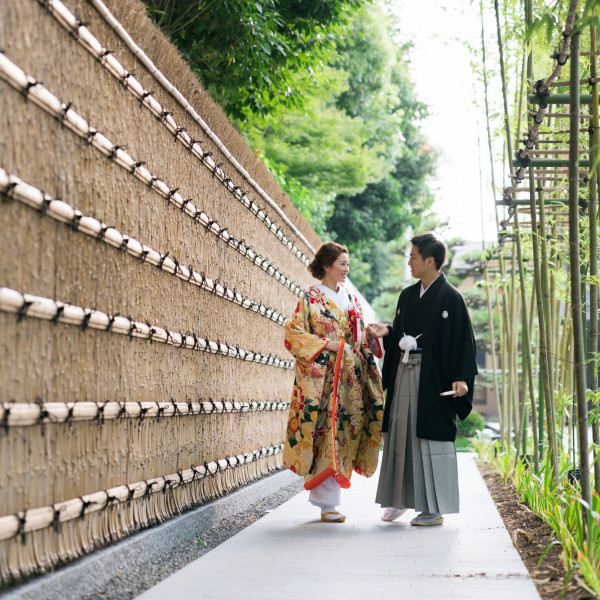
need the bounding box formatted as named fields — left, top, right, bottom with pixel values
left=411, top=233, right=447, bottom=270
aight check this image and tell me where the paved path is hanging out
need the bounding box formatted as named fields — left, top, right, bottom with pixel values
left=137, top=453, right=540, bottom=600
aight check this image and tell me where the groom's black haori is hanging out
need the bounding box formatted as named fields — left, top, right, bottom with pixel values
left=381, top=273, right=478, bottom=441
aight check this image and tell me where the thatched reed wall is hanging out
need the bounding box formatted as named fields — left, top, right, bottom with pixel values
left=0, top=0, right=321, bottom=584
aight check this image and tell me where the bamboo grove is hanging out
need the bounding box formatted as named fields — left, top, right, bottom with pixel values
left=478, top=0, right=600, bottom=576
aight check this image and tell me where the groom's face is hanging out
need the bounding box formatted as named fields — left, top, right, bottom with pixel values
left=408, top=245, right=433, bottom=280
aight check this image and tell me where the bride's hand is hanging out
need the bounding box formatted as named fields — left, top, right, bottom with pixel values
left=325, top=340, right=341, bottom=352
left=366, top=323, right=389, bottom=338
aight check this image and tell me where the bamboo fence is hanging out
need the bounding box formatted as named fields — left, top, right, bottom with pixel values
left=0, top=0, right=321, bottom=584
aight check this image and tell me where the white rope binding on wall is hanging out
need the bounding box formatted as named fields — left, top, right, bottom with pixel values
left=0, top=443, right=284, bottom=541
left=0, top=400, right=290, bottom=427
left=0, top=287, right=294, bottom=369
left=0, top=168, right=291, bottom=324
left=84, top=0, right=316, bottom=255
left=0, top=52, right=305, bottom=298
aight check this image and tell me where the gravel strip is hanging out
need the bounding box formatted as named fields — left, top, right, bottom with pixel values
left=80, top=480, right=304, bottom=600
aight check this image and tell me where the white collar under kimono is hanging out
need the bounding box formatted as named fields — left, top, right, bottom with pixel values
left=419, top=273, right=442, bottom=298
left=315, top=283, right=351, bottom=315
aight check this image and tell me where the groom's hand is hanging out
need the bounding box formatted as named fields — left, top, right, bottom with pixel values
left=452, top=381, right=468, bottom=398
left=367, top=323, right=388, bottom=338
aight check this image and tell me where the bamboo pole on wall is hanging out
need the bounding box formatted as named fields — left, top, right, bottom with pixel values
left=568, top=22, right=592, bottom=508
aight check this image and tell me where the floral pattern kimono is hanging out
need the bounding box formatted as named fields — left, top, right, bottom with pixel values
left=283, top=286, right=384, bottom=490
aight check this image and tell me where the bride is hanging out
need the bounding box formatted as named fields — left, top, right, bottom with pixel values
left=283, top=242, right=384, bottom=522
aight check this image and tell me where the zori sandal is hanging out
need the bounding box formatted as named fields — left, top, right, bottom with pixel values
left=320, top=511, right=346, bottom=523
left=410, top=512, right=444, bottom=526
left=381, top=507, right=408, bottom=522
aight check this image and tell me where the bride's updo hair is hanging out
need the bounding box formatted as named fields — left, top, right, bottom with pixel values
left=308, top=242, right=349, bottom=279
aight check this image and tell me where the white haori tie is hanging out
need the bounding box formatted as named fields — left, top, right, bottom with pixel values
left=399, top=333, right=422, bottom=363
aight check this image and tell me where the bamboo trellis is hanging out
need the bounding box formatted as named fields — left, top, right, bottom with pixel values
left=479, top=0, right=599, bottom=509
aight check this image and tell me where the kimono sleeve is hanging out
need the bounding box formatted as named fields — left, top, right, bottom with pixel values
left=284, top=295, right=329, bottom=365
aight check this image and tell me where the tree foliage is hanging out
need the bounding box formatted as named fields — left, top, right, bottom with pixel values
left=146, top=0, right=438, bottom=310
left=145, top=0, right=367, bottom=119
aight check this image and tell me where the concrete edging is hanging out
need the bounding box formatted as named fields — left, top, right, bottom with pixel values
left=2, top=470, right=301, bottom=600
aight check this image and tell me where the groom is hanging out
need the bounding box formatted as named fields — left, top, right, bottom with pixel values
left=366, top=233, right=477, bottom=526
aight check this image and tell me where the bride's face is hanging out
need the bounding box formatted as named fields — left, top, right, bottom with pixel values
left=324, top=253, right=350, bottom=285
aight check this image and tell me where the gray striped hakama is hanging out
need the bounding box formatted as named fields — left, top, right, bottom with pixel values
left=375, top=354, right=459, bottom=514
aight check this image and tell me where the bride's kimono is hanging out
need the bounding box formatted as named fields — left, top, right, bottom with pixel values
left=283, top=286, right=384, bottom=490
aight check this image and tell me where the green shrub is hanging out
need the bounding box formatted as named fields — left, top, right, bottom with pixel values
left=457, top=411, right=485, bottom=438
left=455, top=436, right=474, bottom=452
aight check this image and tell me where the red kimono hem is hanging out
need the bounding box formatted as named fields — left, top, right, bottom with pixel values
left=303, top=467, right=351, bottom=491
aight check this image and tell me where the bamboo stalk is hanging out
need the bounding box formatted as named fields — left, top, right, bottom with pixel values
left=475, top=5, right=503, bottom=423
left=515, top=187, right=568, bottom=192
left=550, top=221, right=561, bottom=382
left=546, top=77, right=600, bottom=87
left=569, top=24, right=592, bottom=508
left=510, top=245, right=519, bottom=451
left=485, top=267, right=503, bottom=433
left=529, top=94, right=600, bottom=105
left=494, top=0, right=513, bottom=165
left=539, top=183, right=557, bottom=387
left=513, top=205, right=537, bottom=462
left=479, top=0, right=501, bottom=230
left=559, top=301, right=572, bottom=392
left=495, top=283, right=507, bottom=444
left=589, top=16, right=600, bottom=494
left=498, top=257, right=511, bottom=449
left=529, top=149, right=588, bottom=155
left=530, top=112, right=592, bottom=119
left=526, top=0, right=558, bottom=478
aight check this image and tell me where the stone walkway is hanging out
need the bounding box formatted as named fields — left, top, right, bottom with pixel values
left=137, top=453, right=540, bottom=600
